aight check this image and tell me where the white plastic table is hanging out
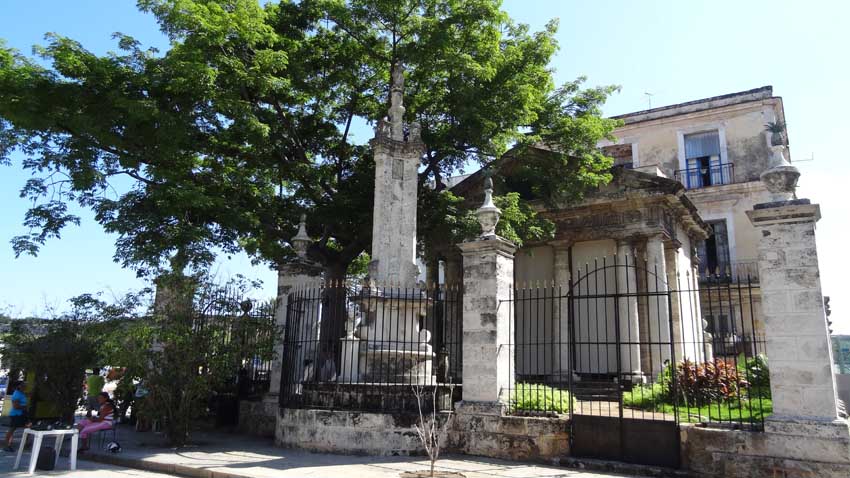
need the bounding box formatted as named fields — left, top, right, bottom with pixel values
left=12, top=428, right=78, bottom=475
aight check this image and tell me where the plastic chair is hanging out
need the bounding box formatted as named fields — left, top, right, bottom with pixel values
left=95, top=424, right=118, bottom=450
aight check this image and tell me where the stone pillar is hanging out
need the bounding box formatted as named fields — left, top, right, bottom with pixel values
left=458, top=236, right=516, bottom=405
left=551, top=242, right=572, bottom=378
left=664, top=242, right=684, bottom=362
left=747, top=201, right=838, bottom=420
left=458, top=176, right=516, bottom=406
left=616, top=240, right=642, bottom=381
left=643, top=234, right=672, bottom=373
left=367, top=62, right=424, bottom=287
left=266, top=216, right=323, bottom=403
left=738, top=200, right=850, bottom=477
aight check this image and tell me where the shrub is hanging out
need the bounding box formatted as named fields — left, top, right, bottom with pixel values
left=740, top=354, right=770, bottom=390
left=622, top=381, right=666, bottom=410
left=511, top=383, right=571, bottom=414
left=674, top=359, right=747, bottom=405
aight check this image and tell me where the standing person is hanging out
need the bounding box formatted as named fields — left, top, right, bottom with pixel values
left=3, top=381, right=29, bottom=452
left=85, top=368, right=105, bottom=418
left=76, top=392, right=115, bottom=451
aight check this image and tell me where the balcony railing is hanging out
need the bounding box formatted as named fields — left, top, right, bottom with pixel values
left=675, top=163, right=735, bottom=189
left=699, top=260, right=760, bottom=284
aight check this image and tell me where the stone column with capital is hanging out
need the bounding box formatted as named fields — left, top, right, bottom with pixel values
left=457, top=177, right=516, bottom=410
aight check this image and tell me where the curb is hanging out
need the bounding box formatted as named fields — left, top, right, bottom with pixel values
left=559, top=457, right=693, bottom=478
left=80, top=452, right=255, bottom=478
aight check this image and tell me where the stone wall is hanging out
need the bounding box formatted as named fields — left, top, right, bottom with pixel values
left=276, top=408, right=423, bottom=455
left=682, top=422, right=850, bottom=478
left=447, top=403, right=569, bottom=463
left=238, top=399, right=277, bottom=438
left=275, top=406, right=569, bottom=463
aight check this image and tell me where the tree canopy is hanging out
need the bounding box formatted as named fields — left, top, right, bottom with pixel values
left=0, top=0, right=620, bottom=280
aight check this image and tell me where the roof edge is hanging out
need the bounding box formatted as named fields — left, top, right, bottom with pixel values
left=612, top=86, right=775, bottom=124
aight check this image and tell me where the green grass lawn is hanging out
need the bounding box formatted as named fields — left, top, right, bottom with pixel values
left=622, top=381, right=772, bottom=424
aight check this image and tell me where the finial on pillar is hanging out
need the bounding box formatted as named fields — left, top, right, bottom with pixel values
left=291, top=213, right=312, bottom=258
left=760, top=145, right=800, bottom=202
left=477, top=173, right=501, bottom=237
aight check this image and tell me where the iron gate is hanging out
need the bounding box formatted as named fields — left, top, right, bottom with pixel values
left=509, top=256, right=766, bottom=468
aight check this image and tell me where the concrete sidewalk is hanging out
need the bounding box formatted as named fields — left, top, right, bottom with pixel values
left=77, top=425, right=639, bottom=478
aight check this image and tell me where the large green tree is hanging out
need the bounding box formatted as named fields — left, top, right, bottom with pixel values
left=0, top=0, right=619, bottom=280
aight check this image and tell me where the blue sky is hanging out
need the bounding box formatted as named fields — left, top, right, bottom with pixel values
left=1, top=1, right=849, bottom=331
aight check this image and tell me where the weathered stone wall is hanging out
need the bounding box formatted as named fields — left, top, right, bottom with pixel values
left=275, top=406, right=569, bottom=462
left=238, top=399, right=277, bottom=438
left=682, top=422, right=850, bottom=478
left=276, top=408, right=424, bottom=455
left=447, top=404, right=569, bottom=463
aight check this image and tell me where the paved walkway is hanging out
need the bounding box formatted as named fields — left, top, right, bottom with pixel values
left=75, top=425, right=639, bottom=478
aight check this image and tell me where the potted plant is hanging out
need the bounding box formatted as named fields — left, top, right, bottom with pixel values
left=765, top=121, right=786, bottom=146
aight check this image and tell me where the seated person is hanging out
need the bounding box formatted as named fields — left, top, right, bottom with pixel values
left=76, top=392, right=115, bottom=450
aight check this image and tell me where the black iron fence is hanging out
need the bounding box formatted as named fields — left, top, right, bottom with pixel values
left=279, top=283, right=462, bottom=412
left=505, top=256, right=768, bottom=430
left=193, top=291, right=277, bottom=397
left=698, top=260, right=760, bottom=284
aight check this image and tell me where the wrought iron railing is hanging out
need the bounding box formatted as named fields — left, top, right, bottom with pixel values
left=699, top=260, right=760, bottom=284
left=675, top=163, right=735, bottom=189
left=278, top=283, right=462, bottom=412
left=503, top=255, right=769, bottom=429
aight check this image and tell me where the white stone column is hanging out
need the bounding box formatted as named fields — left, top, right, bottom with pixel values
left=747, top=201, right=839, bottom=420
left=458, top=236, right=516, bottom=405
left=616, top=240, right=642, bottom=381
left=664, top=243, right=684, bottom=363
left=551, top=242, right=571, bottom=379
left=644, top=234, right=672, bottom=373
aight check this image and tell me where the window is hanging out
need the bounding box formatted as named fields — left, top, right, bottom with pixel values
left=680, top=131, right=731, bottom=188
left=697, top=220, right=731, bottom=277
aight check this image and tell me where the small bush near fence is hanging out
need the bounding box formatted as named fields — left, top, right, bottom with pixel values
left=622, top=355, right=772, bottom=425
left=511, top=383, right=572, bottom=414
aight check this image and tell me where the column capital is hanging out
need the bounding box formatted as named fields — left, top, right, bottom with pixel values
left=549, top=238, right=574, bottom=250
left=747, top=199, right=820, bottom=228
left=457, top=235, right=517, bottom=258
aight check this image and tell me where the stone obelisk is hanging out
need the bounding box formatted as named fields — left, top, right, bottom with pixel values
left=341, top=61, right=433, bottom=385
left=367, top=61, right=424, bottom=287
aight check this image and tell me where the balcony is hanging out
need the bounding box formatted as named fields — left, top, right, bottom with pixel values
left=674, top=163, right=735, bottom=189
left=698, top=260, right=760, bottom=284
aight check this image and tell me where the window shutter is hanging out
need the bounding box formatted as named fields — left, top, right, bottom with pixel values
left=684, top=131, right=721, bottom=159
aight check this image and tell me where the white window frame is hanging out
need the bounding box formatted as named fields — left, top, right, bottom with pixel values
left=676, top=123, right=729, bottom=180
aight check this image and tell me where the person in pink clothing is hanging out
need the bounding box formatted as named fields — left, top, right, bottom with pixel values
left=76, top=392, right=115, bottom=450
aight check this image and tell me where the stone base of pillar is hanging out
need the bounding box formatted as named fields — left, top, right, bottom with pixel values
left=684, top=417, right=850, bottom=477
left=455, top=401, right=507, bottom=417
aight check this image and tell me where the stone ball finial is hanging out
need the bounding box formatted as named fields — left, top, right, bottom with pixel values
left=291, top=213, right=312, bottom=258
left=477, top=174, right=501, bottom=237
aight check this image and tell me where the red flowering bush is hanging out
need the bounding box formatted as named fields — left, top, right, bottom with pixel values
left=673, top=359, right=749, bottom=404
